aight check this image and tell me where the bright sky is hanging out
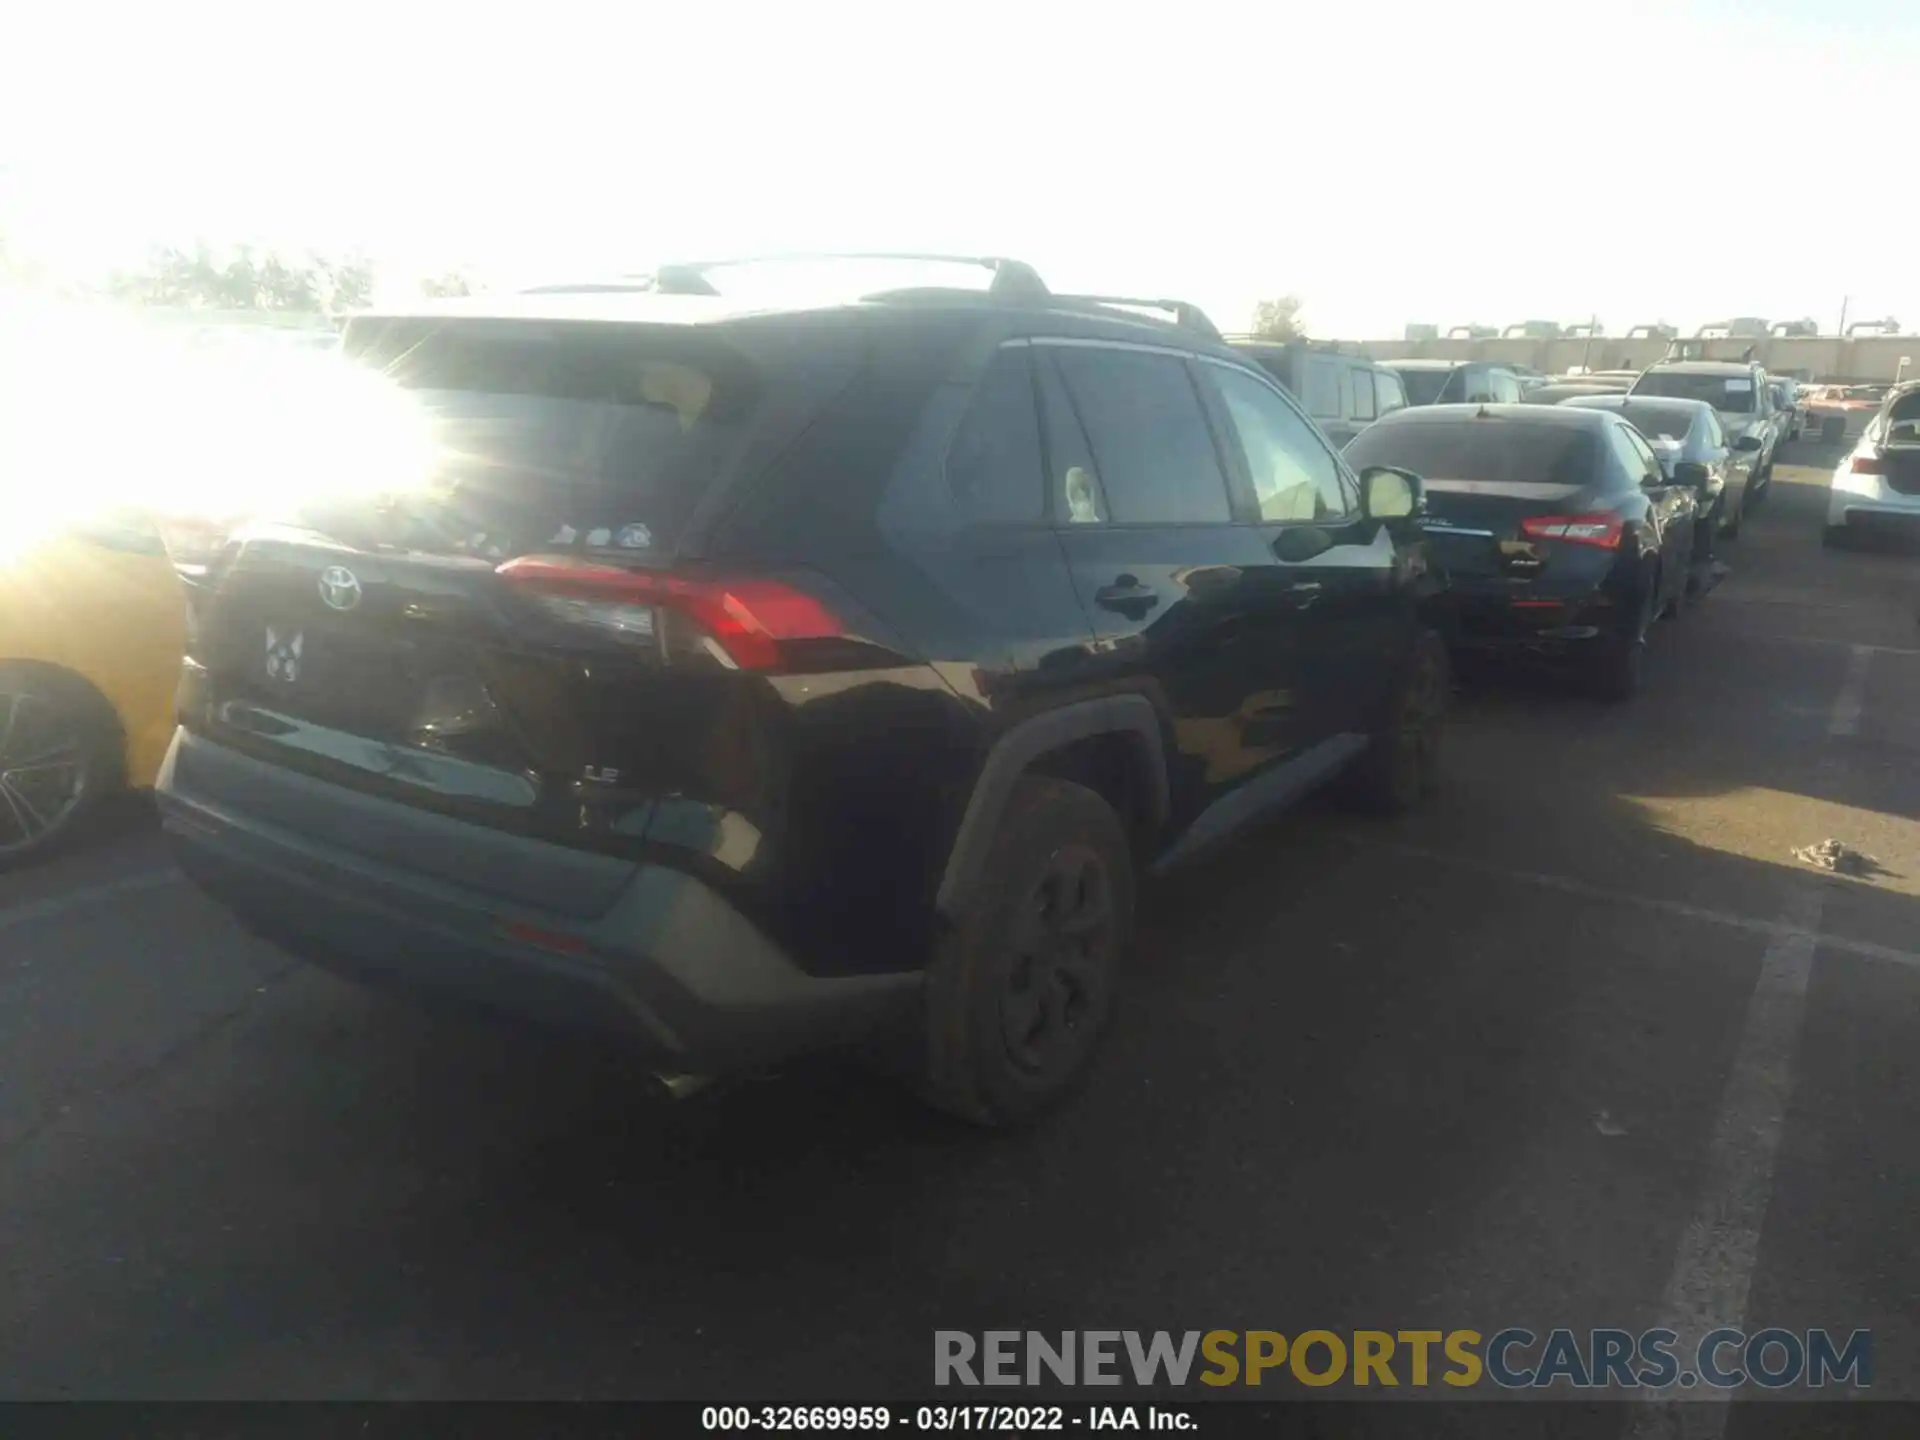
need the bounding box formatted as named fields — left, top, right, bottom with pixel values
left=3, top=0, right=1915, bottom=338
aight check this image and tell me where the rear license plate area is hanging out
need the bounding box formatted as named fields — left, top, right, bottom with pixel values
left=255, top=621, right=422, bottom=735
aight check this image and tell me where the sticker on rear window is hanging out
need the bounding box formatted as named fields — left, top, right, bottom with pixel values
left=1725, top=378, right=1752, bottom=392
left=586, top=527, right=612, bottom=548
left=616, top=523, right=652, bottom=549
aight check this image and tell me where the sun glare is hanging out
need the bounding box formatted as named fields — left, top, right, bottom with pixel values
left=0, top=295, right=448, bottom=565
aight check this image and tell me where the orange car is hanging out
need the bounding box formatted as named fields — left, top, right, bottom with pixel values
left=0, top=514, right=188, bottom=866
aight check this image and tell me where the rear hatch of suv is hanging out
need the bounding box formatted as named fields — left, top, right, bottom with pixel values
left=180, top=309, right=911, bottom=896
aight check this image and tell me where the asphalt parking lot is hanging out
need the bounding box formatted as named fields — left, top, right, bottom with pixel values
left=2, top=447, right=1917, bottom=1426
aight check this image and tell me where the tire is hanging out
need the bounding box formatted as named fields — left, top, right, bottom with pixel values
left=920, top=775, right=1134, bottom=1126
left=1339, top=626, right=1447, bottom=815
left=0, top=664, right=123, bottom=871
left=1588, top=579, right=1655, bottom=703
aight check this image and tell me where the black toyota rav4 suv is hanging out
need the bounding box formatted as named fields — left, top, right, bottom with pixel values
left=158, top=256, right=1446, bottom=1125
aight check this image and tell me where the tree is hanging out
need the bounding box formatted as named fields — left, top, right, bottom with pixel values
left=420, top=270, right=474, bottom=299
left=1250, top=295, right=1307, bottom=341
left=105, top=243, right=377, bottom=315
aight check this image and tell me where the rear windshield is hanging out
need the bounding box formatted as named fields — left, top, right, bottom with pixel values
left=1633, top=370, right=1756, bottom=414
left=1612, top=402, right=1696, bottom=443
left=1345, top=418, right=1598, bottom=486
left=332, top=319, right=760, bottom=558
left=1393, top=368, right=1455, bottom=405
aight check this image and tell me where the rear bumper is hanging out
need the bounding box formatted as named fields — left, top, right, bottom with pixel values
left=1827, top=499, right=1920, bottom=533
left=156, top=729, right=921, bottom=1072
left=1431, top=583, right=1619, bottom=654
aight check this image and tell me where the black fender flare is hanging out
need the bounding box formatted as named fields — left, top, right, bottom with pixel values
left=934, top=695, right=1170, bottom=923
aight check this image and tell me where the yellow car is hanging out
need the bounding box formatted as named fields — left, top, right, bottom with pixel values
left=0, top=513, right=187, bottom=867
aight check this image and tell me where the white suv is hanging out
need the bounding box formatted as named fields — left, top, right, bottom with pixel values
left=1825, top=381, right=1920, bottom=545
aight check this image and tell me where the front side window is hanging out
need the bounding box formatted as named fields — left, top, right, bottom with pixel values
left=1375, top=371, right=1408, bottom=416
left=1203, top=364, right=1351, bottom=523
left=1049, top=347, right=1233, bottom=525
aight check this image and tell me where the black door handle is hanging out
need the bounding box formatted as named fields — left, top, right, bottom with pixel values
left=1094, top=575, right=1160, bottom=617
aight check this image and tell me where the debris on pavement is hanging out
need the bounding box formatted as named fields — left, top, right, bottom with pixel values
left=1791, top=838, right=1878, bottom=875
left=1594, top=1111, right=1628, bottom=1138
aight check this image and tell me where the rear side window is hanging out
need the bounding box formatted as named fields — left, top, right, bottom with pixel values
left=1049, top=348, right=1232, bottom=525
left=1375, top=371, right=1407, bottom=416
left=338, top=319, right=764, bottom=558
left=946, top=347, right=1045, bottom=525
left=1348, top=367, right=1376, bottom=421
left=1346, top=418, right=1599, bottom=486
left=1301, top=356, right=1342, bottom=419
left=1395, top=368, right=1453, bottom=406
left=1602, top=423, right=1656, bottom=487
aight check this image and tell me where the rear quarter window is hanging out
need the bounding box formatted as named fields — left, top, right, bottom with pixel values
left=945, top=347, right=1045, bottom=525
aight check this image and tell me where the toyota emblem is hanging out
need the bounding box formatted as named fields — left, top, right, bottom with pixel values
left=318, top=565, right=363, bottom=612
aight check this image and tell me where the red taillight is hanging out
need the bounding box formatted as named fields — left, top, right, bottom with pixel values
left=1850, top=454, right=1889, bottom=475
left=1519, top=513, right=1624, bottom=549
left=495, top=555, right=845, bottom=671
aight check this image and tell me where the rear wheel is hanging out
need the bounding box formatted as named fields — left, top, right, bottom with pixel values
left=1339, top=626, right=1447, bottom=815
left=0, top=665, right=122, bottom=870
left=1588, top=578, right=1655, bottom=703
left=920, top=776, right=1133, bottom=1127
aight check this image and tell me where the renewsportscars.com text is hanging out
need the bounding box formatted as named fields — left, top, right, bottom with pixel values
left=934, top=1329, right=1871, bottom=1391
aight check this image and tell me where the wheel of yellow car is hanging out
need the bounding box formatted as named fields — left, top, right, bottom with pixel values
left=0, top=664, right=123, bottom=870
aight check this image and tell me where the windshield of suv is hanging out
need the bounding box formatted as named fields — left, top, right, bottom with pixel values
left=1346, top=418, right=1598, bottom=485
left=1633, top=371, right=1757, bottom=414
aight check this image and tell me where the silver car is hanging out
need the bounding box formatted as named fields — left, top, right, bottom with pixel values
left=1560, top=394, right=1758, bottom=537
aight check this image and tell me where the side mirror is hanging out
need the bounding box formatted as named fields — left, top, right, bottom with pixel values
left=1272, top=525, right=1336, bottom=564
left=1733, top=434, right=1763, bottom=453
left=1360, top=465, right=1423, bottom=521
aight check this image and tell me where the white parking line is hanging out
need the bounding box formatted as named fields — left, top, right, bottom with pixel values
left=0, top=869, right=184, bottom=938
left=1360, top=840, right=1920, bottom=972
left=1827, top=645, right=1873, bottom=738
left=1624, top=887, right=1824, bottom=1437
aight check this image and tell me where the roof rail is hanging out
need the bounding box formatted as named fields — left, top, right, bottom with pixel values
left=519, top=253, right=1224, bottom=339
left=1059, top=294, right=1223, bottom=340
left=1220, top=333, right=1365, bottom=356
left=625, top=252, right=1050, bottom=300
